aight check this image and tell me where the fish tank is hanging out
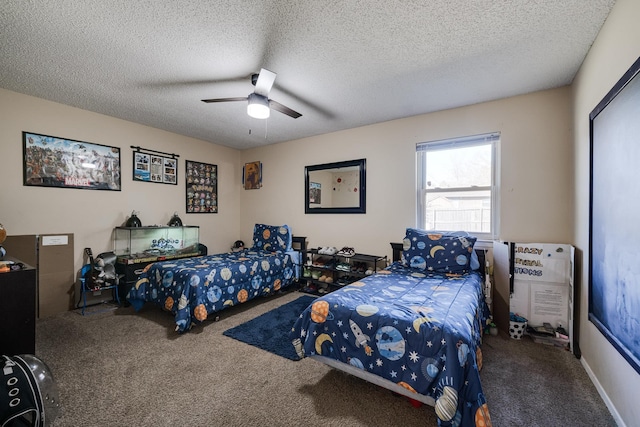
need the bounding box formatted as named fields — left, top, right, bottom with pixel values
left=114, top=226, right=200, bottom=264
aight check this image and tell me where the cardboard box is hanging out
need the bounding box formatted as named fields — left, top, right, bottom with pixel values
left=3, top=233, right=74, bottom=318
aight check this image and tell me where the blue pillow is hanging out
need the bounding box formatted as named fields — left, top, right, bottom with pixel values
left=252, top=224, right=292, bottom=252
left=430, top=230, right=481, bottom=270
left=401, top=228, right=477, bottom=274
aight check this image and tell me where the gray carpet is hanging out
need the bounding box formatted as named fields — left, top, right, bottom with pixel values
left=33, top=291, right=616, bottom=426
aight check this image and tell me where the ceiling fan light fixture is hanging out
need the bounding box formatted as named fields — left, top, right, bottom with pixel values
left=247, top=93, right=270, bottom=119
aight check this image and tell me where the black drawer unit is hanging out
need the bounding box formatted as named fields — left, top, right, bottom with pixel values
left=116, top=252, right=200, bottom=303
left=0, top=258, right=36, bottom=355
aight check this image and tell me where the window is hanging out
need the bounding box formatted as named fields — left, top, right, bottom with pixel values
left=416, top=132, right=499, bottom=239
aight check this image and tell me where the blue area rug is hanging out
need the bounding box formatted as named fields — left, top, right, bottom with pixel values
left=223, top=294, right=316, bottom=360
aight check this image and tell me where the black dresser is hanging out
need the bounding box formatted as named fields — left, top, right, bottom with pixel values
left=0, top=258, right=36, bottom=355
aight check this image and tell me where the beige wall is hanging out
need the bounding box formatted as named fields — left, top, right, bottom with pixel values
left=240, top=86, right=574, bottom=260
left=307, top=170, right=333, bottom=208
left=572, top=0, right=640, bottom=425
left=0, top=88, right=243, bottom=272
left=0, top=83, right=575, bottom=267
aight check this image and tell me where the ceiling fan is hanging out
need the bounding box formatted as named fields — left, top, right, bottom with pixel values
left=201, top=68, right=302, bottom=119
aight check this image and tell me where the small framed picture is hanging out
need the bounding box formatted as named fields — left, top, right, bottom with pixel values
left=133, top=149, right=177, bottom=185
left=243, top=161, right=262, bottom=190
left=309, top=182, right=321, bottom=204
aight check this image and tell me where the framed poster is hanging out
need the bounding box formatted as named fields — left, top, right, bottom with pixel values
left=186, top=160, right=217, bottom=213
left=589, top=56, right=640, bottom=375
left=243, top=161, right=262, bottom=189
left=132, top=147, right=177, bottom=185
left=309, top=182, right=321, bottom=204
left=23, top=131, right=121, bottom=190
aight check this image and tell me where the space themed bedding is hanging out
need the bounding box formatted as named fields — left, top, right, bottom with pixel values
left=128, top=248, right=298, bottom=332
left=290, top=230, right=491, bottom=427
left=128, top=224, right=300, bottom=333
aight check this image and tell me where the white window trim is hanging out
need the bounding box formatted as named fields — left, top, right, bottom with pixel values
left=416, top=132, right=500, bottom=240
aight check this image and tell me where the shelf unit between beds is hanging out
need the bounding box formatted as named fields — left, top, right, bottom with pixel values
left=302, top=249, right=387, bottom=294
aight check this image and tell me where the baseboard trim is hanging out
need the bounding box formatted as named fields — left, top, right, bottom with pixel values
left=580, top=356, right=626, bottom=427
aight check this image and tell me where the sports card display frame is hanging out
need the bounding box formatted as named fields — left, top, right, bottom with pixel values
left=185, top=160, right=218, bottom=213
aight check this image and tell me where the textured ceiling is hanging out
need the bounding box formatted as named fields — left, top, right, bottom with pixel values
left=0, top=0, right=615, bottom=150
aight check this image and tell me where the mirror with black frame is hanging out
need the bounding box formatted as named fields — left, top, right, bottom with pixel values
left=305, top=158, right=366, bottom=214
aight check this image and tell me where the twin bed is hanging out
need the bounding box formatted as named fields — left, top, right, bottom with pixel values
left=127, top=224, right=491, bottom=426
left=127, top=224, right=302, bottom=333
left=290, top=229, right=491, bottom=427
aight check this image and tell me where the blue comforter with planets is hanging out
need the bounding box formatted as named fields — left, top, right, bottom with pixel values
left=128, top=249, right=298, bottom=332
left=290, top=262, right=491, bottom=427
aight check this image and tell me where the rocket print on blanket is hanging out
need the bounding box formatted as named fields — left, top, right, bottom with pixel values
left=290, top=261, right=492, bottom=427
left=349, top=320, right=373, bottom=356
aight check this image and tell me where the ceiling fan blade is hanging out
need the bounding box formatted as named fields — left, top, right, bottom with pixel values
left=254, top=68, right=276, bottom=97
left=201, top=97, right=248, bottom=103
left=269, top=99, right=302, bottom=119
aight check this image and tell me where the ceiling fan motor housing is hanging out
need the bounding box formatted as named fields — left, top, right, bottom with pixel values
left=201, top=68, right=302, bottom=119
